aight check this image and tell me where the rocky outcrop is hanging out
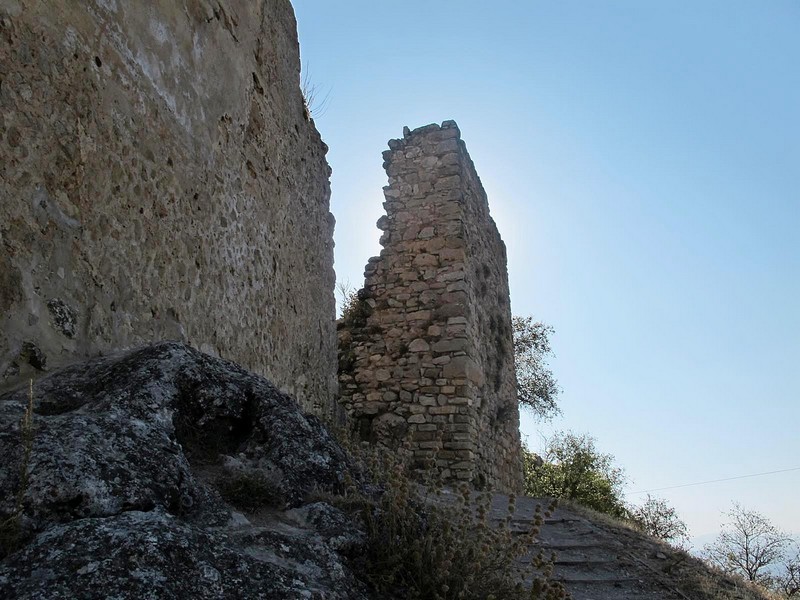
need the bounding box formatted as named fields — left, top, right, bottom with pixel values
left=0, top=343, right=368, bottom=599
left=0, top=0, right=337, bottom=416
left=0, top=342, right=762, bottom=600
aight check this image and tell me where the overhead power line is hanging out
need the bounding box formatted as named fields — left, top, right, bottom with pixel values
left=626, top=466, right=800, bottom=495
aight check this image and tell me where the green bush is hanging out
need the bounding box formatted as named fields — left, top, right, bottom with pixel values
left=523, top=432, right=628, bottom=519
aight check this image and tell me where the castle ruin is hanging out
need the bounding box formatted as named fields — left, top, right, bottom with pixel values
left=0, top=0, right=522, bottom=492
left=338, top=122, right=523, bottom=493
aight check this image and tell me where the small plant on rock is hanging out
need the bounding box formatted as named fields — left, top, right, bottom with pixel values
left=215, top=468, right=283, bottom=512
left=337, top=282, right=371, bottom=328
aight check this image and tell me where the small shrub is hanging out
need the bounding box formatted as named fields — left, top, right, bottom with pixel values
left=629, top=494, right=689, bottom=547
left=341, top=293, right=371, bottom=328
left=336, top=280, right=372, bottom=328
left=333, top=435, right=569, bottom=600
left=523, top=433, right=628, bottom=520
left=215, top=469, right=282, bottom=511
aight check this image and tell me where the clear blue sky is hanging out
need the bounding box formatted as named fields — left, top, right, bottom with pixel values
left=293, top=0, right=800, bottom=544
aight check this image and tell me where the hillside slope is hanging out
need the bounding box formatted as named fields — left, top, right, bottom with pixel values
left=476, top=493, right=773, bottom=600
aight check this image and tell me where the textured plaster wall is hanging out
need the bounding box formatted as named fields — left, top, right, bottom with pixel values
left=338, top=122, right=522, bottom=492
left=0, top=0, right=337, bottom=415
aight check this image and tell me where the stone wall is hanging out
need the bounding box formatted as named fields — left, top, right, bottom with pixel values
left=338, top=122, right=522, bottom=492
left=0, top=0, right=337, bottom=415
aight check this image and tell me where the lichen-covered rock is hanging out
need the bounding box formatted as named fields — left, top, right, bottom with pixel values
left=0, top=342, right=369, bottom=599
left=0, top=510, right=367, bottom=600
left=286, top=501, right=367, bottom=555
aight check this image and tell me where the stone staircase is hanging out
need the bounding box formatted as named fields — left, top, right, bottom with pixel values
left=416, top=489, right=714, bottom=600
left=427, top=488, right=768, bottom=599
left=489, top=494, right=689, bottom=599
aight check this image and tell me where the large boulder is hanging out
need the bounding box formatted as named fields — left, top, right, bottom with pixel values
left=0, top=342, right=369, bottom=599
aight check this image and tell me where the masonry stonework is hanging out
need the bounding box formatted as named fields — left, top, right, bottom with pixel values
left=0, top=0, right=337, bottom=415
left=338, top=122, right=523, bottom=492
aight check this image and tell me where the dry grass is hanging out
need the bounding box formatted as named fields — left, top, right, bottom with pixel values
left=681, top=563, right=782, bottom=600
left=0, top=380, right=35, bottom=558
left=327, top=431, right=570, bottom=600
left=300, top=64, right=330, bottom=120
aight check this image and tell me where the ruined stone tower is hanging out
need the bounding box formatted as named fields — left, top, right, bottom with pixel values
left=338, top=121, right=523, bottom=492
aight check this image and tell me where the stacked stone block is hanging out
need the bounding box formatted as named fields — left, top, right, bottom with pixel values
left=338, top=122, right=523, bottom=492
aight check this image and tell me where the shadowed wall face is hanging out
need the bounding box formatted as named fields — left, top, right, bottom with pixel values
left=338, top=122, right=522, bottom=492
left=0, top=0, right=338, bottom=415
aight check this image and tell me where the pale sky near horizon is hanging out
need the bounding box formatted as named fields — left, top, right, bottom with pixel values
left=292, top=1, right=799, bottom=545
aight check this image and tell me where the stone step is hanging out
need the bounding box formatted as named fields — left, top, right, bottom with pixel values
left=559, top=581, right=683, bottom=600
left=535, top=533, right=626, bottom=549
left=518, top=568, right=677, bottom=599
left=553, top=566, right=639, bottom=582
left=553, top=557, right=621, bottom=567
left=520, top=544, right=622, bottom=564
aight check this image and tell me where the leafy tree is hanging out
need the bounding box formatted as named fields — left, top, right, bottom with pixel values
left=630, top=494, right=689, bottom=547
left=703, top=503, right=791, bottom=586
left=512, top=316, right=560, bottom=420
left=523, top=431, right=628, bottom=518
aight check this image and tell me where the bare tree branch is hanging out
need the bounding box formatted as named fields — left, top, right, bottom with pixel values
left=703, top=503, right=791, bottom=586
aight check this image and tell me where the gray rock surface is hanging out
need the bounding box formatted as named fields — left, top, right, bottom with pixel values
left=0, top=342, right=368, bottom=599
left=0, top=342, right=766, bottom=599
